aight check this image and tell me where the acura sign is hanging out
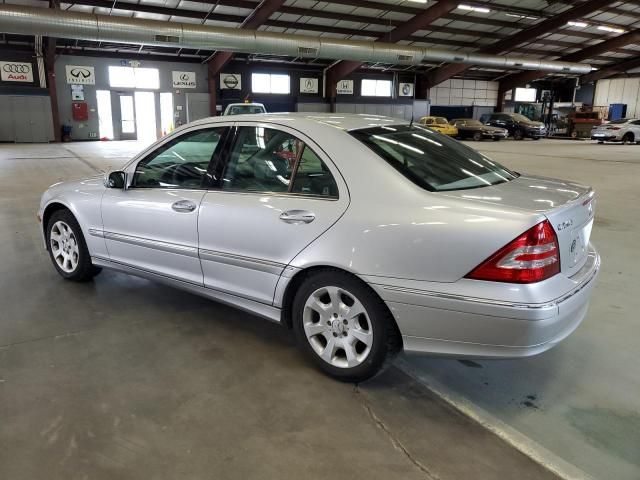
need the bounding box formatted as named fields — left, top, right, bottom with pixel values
left=0, top=61, right=33, bottom=83
left=172, top=71, right=196, bottom=88
left=65, top=65, right=95, bottom=85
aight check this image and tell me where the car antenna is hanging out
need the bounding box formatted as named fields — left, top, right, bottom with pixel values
left=409, top=117, right=414, bottom=128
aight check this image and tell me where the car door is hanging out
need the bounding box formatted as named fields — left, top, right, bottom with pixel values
left=198, top=122, right=349, bottom=304
left=101, top=125, right=230, bottom=285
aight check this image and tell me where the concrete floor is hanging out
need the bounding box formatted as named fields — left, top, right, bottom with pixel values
left=0, top=141, right=559, bottom=480
left=1, top=138, right=638, bottom=480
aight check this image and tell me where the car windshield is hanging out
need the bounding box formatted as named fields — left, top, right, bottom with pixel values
left=434, top=117, right=448, bottom=124
left=228, top=105, right=265, bottom=115
left=510, top=113, right=534, bottom=122
left=350, top=125, right=518, bottom=192
left=462, top=119, right=483, bottom=126
left=607, top=118, right=630, bottom=124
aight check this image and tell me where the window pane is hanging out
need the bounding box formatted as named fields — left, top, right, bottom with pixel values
left=361, top=79, right=376, bottom=96
left=133, top=128, right=224, bottom=189
left=135, top=68, right=160, bottom=89
left=350, top=125, right=517, bottom=192
left=223, top=127, right=299, bottom=193
left=109, top=66, right=135, bottom=88
left=375, top=80, right=391, bottom=97
left=252, top=73, right=271, bottom=93
left=271, top=74, right=290, bottom=94
left=291, top=146, right=338, bottom=198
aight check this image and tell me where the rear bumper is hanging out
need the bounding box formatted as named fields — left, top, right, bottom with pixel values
left=369, top=247, right=600, bottom=358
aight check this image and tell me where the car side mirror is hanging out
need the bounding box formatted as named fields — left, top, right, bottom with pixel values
left=107, top=171, right=126, bottom=189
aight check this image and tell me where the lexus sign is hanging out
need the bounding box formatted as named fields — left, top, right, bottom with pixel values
left=0, top=61, right=33, bottom=83
left=172, top=71, right=196, bottom=89
left=65, top=65, right=95, bottom=85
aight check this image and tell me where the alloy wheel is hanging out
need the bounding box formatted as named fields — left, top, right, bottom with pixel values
left=302, top=286, right=373, bottom=368
left=50, top=220, right=80, bottom=273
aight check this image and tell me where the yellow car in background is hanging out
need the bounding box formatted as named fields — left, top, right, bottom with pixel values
left=418, top=116, right=458, bottom=136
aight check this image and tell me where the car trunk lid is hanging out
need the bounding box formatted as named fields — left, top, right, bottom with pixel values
left=441, top=174, right=595, bottom=277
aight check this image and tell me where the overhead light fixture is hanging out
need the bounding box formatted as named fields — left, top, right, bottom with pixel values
left=597, top=25, right=625, bottom=33
left=567, top=21, right=588, bottom=28
left=506, top=13, right=538, bottom=20
left=458, top=4, right=491, bottom=13
left=407, top=0, right=428, bottom=3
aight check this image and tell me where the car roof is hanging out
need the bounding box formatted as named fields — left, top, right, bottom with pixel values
left=188, top=112, right=407, bottom=132
left=226, top=102, right=265, bottom=107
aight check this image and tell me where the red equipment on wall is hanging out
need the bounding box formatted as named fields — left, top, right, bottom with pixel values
left=71, top=101, right=89, bottom=121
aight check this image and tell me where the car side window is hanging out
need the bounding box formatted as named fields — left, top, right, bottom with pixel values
left=132, top=128, right=225, bottom=189
left=222, top=126, right=299, bottom=193
left=632, top=120, right=640, bottom=125
left=291, top=146, right=339, bottom=199
left=221, top=126, right=338, bottom=198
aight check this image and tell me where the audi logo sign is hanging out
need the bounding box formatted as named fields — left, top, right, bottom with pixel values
left=172, top=71, right=196, bottom=89
left=0, top=61, right=33, bottom=83
left=65, top=65, right=95, bottom=85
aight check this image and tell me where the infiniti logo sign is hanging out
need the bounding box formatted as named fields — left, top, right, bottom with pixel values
left=65, top=65, right=95, bottom=84
left=70, top=68, right=91, bottom=79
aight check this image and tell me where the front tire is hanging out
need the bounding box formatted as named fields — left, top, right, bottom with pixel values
left=472, top=131, right=483, bottom=141
left=622, top=133, right=634, bottom=145
left=46, top=209, right=101, bottom=282
left=513, top=129, right=524, bottom=140
left=292, top=270, right=401, bottom=382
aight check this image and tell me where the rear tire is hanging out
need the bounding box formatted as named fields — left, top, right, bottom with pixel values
left=46, top=209, right=101, bottom=282
left=292, top=270, right=401, bottom=382
left=513, top=129, right=524, bottom=140
left=472, top=132, right=483, bottom=141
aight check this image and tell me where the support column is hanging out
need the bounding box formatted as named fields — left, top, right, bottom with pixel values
left=495, top=89, right=507, bottom=112
left=208, top=71, right=217, bottom=117
left=45, top=38, right=61, bottom=143
left=327, top=73, right=337, bottom=113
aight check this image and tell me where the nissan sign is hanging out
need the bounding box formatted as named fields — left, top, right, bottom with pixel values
left=0, top=62, right=33, bottom=83
left=65, top=65, right=95, bottom=85
left=172, top=71, right=196, bottom=89
left=220, top=73, right=241, bottom=90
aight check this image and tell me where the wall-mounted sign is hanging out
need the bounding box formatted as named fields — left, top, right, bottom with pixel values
left=172, top=71, right=197, bottom=89
left=336, top=79, right=353, bottom=95
left=300, top=77, right=318, bottom=94
left=71, top=84, right=84, bottom=101
left=399, top=83, right=414, bottom=97
left=220, top=73, right=241, bottom=90
left=0, top=61, right=33, bottom=83
left=66, top=65, right=95, bottom=85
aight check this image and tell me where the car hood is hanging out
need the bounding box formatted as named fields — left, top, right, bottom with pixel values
left=521, top=120, right=545, bottom=128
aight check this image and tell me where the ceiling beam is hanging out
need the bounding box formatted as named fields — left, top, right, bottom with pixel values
left=499, top=31, right=640, bottom=92
left=424, top=0, right=620, bottom=88
left=207, top=0, right=286, bottom=76
left=325, top=0, right=459, bottom=81
left=580, top=56, right=640, bottom=83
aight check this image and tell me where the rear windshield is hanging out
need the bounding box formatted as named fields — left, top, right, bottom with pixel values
left=350, top=125, right=518, bottom=192
left=227, top=105, right=265, bottom=115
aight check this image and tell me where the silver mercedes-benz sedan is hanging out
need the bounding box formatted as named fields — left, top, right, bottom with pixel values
left=38, top=113, right=600, bottom=381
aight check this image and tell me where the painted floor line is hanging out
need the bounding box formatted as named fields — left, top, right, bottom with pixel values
left=397, top=357, right=595, bottom=480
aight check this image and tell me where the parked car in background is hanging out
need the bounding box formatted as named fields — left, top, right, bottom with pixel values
left=38, top=113, right=599, bottom=382
left=591, top=118, right=640, bottom=144
left=450, top=118, right=508, bottom=141
left=223, top=102, right=267, bottom=115
left=418, top=116, right=458, bottom=136
left=485, top=112, right=547, bottom=140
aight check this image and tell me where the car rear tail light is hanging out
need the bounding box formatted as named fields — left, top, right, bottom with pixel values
left=465, top=220, right=560, bottom=283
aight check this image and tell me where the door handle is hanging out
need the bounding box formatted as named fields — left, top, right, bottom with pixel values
left=279, top=210, right=315, bottom=224
left=171, top=200, right=197, bottom=213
